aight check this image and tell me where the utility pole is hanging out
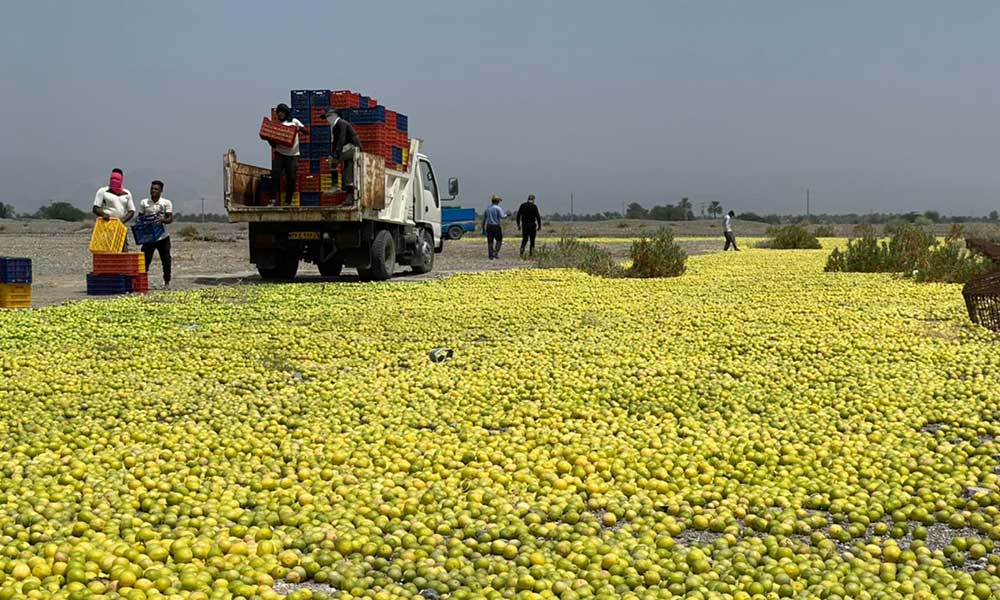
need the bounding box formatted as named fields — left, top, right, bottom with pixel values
left=621, top=199, right=625, bottom=219
left=570, top=192, right=574, bottom=222
left=201, top=197, right=205, bottom=223
left=806, top=188, right=810, bottom=218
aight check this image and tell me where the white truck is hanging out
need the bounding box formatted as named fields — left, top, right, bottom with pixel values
left=223, top=138, right=457, bottom=281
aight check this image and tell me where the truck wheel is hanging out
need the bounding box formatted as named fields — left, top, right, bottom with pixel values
left=448, top=225, right=464, bottom=240
left=258, top=253, right=299, bottom=280
left=369, top=230, right=396, bottom=281
left=318, top=260, right=343, bottom=277
left=411, top=230, right=434, bottom=274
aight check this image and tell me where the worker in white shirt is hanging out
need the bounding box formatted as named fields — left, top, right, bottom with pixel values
left=268, top=103, right=306, bottom=207
left=92, top=168, right=135, bottom=251
left=723, top=210, right=740, bottom=251
left=138, top=180, right=174, bottom=287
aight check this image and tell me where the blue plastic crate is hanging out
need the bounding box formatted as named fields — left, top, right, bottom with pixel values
left=396, top=114, right=408, bottom=132
left=290, top=90, right=310, bottom=109
left=391, top=147, right=403, bottom=164
left=131, top=218, right=166, bottom=246
left=358, top=95, right=370, bottom=108
left=86, top=274, right=132, bottom=296
left=309, top=90, right=330, bottom=107
left=342, top=107, right=386, bottom=124
left=300, top=192, right=321, bottom=207
left=310, top=125, right=331, bottom=143
left=310, top=159, right=322, bottom=174
left=0, top=257, right=32, bottom=284
left=299, top=143, right=311, bottom=159
left=290, top=107, right=310, bottom=125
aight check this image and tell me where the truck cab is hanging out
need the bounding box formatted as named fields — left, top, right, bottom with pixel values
left=224, top=138, right=457, bottom=281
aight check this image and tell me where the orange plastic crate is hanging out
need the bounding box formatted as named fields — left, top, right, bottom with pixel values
left=93, top=252, right=145, bottom=275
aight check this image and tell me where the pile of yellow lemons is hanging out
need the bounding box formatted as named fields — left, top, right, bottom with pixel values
left=1, top=249, right=999, bottom=600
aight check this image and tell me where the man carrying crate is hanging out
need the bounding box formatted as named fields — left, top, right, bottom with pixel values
left=93, top=168, right=135, bottom=250
left=269, top=104, right=306, bottom=207
left=138, top=180, right=173, bottom=287
left=322, top=107, right=362, bottom=205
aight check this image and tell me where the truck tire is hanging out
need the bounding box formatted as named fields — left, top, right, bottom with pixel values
left=258, top=253, right=298, bottom=280
left=411, top=230, right=435, bottom=274
left=369, top=230, right=396, bottom=281
left=448, top=225, right=464, bottom=240
left=318, top=260, right=343, bottom=277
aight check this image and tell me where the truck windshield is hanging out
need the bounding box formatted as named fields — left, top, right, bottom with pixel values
left=418, top=160, right=439, bottom=208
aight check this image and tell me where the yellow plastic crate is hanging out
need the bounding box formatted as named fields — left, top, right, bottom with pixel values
left=0, top=283, right=30, bottom=309
left=321, top=174, right=334, bottom=191
left=291, top=192, right=300, bottom=207
left=89, top=219, right=127, bottom=253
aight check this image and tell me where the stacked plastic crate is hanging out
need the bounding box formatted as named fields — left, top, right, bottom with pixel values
left=0, top=257, right=32, bottom=309
left=278, top=89, right=410, bottom=205
left=86, top=218, right=149, bottom=295
left=89, top=253, right=147, bottom=295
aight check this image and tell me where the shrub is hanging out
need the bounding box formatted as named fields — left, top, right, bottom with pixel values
left=626, top=228, right=686, bottom=278
left=178, top=226, right=220, bottom=242
left=813, top=225, right=835, bottom=237
left=533, top=238, right=624, bottom=278
left=761, top=225, right=821, bottom=249
left=824, top=223, right=994, bottom=283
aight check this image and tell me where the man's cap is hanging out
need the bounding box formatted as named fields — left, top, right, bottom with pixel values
left=321, top=107, right=340, bottom=121
left=491, top=194, right=502, bottom=201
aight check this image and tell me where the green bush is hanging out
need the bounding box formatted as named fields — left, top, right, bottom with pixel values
left=533, top=237, right=625, bottom=278
left=626, top=228, right=686, bottom=278
left=824, top=223, right=994, bottom=283
left=761, top=224, right=822, bottom=249
left=813, top=225, right=835, bottom=237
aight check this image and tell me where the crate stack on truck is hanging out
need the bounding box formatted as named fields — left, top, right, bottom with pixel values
left=257, top=89, right=410, bottom=207
left=86, top=219, right=149, bottom=296
left=0, top=257, right=32, bottom=309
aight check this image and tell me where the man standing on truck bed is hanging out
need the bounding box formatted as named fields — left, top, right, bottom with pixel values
left=138, top=180, right=174, bottom=288
left=269, top=103, right=305, bottom=207
left=93, top=168, right=135, bottom=251
left=484, top=195, right=507, bottom=260
left=516, top=194, right=542, bottom=258
left=323, top=107, right=361, bottom=205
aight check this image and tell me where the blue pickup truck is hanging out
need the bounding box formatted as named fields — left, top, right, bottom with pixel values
left=442, top=206, right=477, bottom=240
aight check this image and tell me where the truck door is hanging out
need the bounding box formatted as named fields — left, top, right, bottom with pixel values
left=417, top=159, right=442, bottom=243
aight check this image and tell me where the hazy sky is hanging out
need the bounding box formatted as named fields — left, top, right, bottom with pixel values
left=1, top=1, right=998, bottom=216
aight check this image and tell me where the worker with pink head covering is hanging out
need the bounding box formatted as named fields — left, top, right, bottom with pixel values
left=93, top=168, right=136, bottom=250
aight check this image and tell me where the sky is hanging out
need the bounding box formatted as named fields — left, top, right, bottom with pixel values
left=1, top=0, right=998, bottom=217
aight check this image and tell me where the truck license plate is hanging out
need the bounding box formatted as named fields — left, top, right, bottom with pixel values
left=289, top=231, right=320, bottom=241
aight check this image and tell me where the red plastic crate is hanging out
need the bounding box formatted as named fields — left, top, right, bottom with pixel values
left=320, top=191, right=348, bottom=206
left=132, top=273, right=149, bottom=294
left=259, top=118, right=297, bottom=147
left=298, top=128, right=310, bottom=143
left=311, top=107, right=330, bottom=123
left=367, top=98, right=378, bottom=108
left=92, top=252, right=145, bottom=276
left=297, top=174, right=321, bottom=193
left=385, top=110, right=397, bottom=129
left=355, top=123, right=394, bottom=143
left=330, top=91, right=361, bottom=109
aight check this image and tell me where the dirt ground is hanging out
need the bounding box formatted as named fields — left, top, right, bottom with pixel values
left=0, top=218, right=758, bottom=308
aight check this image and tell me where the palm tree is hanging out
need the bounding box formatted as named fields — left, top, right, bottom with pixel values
left=678, top=198, right=692, bottom=220
left=709, top=201, right=721, bottom=218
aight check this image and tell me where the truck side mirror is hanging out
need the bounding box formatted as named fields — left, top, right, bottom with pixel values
left=448, top=177, right=459, bottom=198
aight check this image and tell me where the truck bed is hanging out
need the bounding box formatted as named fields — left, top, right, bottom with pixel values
left=224, top=145, right=415, bottom=224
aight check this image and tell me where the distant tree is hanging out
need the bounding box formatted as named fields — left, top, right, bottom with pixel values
left=0, top=203, right=14, bottom=219
left=625, top=202, right=648, bottom=219
left=709, top=201, right=722, bottom=218
left=34, top=202, right=88, bottom=221
left=923, top=210, right=940, bottom=223
left=991, top=210, right=999, bottom=221
left=678, top=198, right=692, bottom=220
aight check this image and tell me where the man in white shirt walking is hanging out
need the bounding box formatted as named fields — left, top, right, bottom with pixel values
left=723, top=210, right=740, bottom=251
left=269, top=103, right=306, bottom=207
left=138, top=180, right=174, bottom=287
left=92, top=168, right=135, bottom=251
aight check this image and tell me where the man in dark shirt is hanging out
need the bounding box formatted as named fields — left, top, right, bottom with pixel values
left=516, top=194, right=543, bottom=258
left=323, top=108, right=362, bottom=205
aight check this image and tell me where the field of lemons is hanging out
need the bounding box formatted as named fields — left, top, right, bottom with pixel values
left=2, top=249, right=1000, bottom=600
